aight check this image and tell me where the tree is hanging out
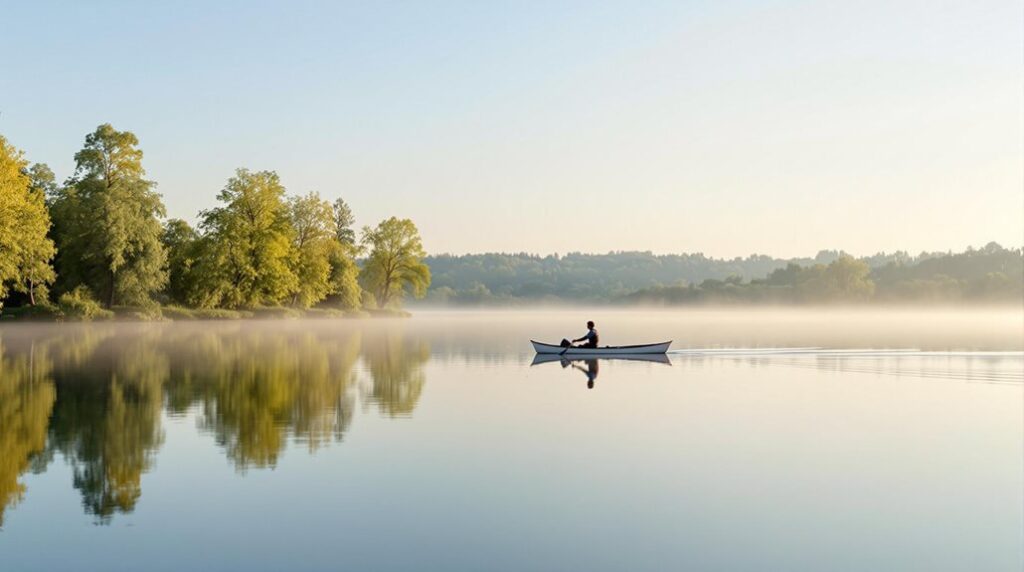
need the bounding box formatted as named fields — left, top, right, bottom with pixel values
left=322, top=197, right=361, bottom=309
left=794, top=255, right=874, bottom=301
left=193, top=169, right=297, bottom=308
left=0, top=138, right=32, bottom=295
left=161, top=219, right=199, bottom=305
left=287, top=192, right=336, bottom=308
left=332, top=198, right=356, bottom=246
left=0, top=137, right=56, bottom=307
left=326, top=241, right=362, bottom=309
left=13, top=179, right=56, bottom=306
left=360, top=217, right=430, bottom=308
left=50, top=124, right=166, bottom=307
left=27, top=163, right=58, bottom=198
left=824, top=255, right=875, bottom=300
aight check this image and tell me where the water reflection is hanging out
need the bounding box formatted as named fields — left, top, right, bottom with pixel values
left=362, top=330, right=430, bottom=417
left=0, top=323, right=432, bottom=524
left=1, top=314, right=1019, bottom=530
left=531, top=354, right=672, bottom=388
left=0, top=338, right=55, bottom=526
left=179, top=330, right=363, bottom=470
left=574, top=359, right=599, bottom=389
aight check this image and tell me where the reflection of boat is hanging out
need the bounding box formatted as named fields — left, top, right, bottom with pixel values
left=530, top=353, right=672, bottom=366
left=531, top=340, right=672, bottom=355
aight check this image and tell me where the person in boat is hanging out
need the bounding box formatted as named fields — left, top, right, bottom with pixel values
left=572, top=321, right=599, bottom=349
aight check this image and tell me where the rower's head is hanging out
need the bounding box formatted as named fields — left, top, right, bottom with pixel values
left=586, top=320, right=595, bottom=329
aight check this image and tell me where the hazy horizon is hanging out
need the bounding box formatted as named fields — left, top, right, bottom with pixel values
left=419, top=242, right=1022, bottom=259
left=2, top=1, right=1021, bottom=258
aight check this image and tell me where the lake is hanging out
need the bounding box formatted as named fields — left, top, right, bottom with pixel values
left=0, top=309, right=1021, bottom=571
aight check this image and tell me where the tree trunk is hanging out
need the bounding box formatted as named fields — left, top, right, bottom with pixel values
left=28, top=280, right=35, bottom=306
left=108, top=269, right=116, bottom=308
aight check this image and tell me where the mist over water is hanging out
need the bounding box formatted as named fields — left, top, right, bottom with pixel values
left=0, top=308, right=1020, bottom=571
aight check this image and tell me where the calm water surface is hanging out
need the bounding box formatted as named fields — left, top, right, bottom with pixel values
left=1, top=309, right=1021, bottom=571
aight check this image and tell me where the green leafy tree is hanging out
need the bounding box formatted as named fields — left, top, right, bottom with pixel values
left=161, top=219, right=199, bottom=304
left=332, top=197, right=357, bottom=246
left=27, top=163, right=58, bottom=198
left=0, top=138, right=30, bottom=292
left=826, top=255, right=875, bottom=300
left=797, top=255, right=874, bottom=301
left=360, top=217, right=430, bottom=308
left=0, top=137, right=57, bottom=308
left=50, top=124, right=167, bottom=307
left=16, top=166, right=58, bottom=305
left=287, top=192, right=336, bottom=308
left=326, top=241, right=362, bottom=309
left=321, top=197, right=361, bottom=309
left=193, top=169, right=297, bottom=308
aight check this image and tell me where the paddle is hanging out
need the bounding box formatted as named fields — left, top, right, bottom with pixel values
left=559, top=338, right=571, bottom=355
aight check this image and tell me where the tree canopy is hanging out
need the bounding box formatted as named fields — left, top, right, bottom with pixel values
left=0, top=136, right=56, bottom=308
left=360, top=217, right=431, bottom=308
left=288, top=192, right=337, bottom=308
left=332, top=197, right=357, bottom=246
left=192, top=169, right=298, bottom=308
left=49, top=124, right=166, bottom=307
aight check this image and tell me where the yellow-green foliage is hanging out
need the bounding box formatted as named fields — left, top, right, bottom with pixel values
left=287, top=192, right=337, bottom=308
left=327, top=241, right=362, bottom=310
left=0, top=136, right=56, bottom=308
left=0, top=344, right=56, bottom=526
left=359, top=217, right=431, bottom=308
left=191, top=169, right=298, bottom=308
left=57, top=287, right=114, bottom=321
left=49, top=125, right=167, bottom=307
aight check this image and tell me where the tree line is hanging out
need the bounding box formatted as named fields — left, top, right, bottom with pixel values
left=0, top=125, right=431, bottom=318
left=423, top=245, right=1022, bottom=305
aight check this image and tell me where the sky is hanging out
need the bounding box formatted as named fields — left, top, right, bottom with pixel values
left=1, top=0, right=1021, bottom=258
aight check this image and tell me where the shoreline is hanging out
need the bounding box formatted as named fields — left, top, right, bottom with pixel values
left=0, top=305, right=412, bottom=323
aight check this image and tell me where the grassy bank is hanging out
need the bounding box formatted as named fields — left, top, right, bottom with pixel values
left=0, top=304, right=410, bottom=322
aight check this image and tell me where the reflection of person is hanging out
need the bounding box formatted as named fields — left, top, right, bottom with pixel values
left=572, top=321, right=599, bottom=348
left=571, top=358, right=600, bottom=389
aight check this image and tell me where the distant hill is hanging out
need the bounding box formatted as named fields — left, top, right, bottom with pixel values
left=419, top=243, right=1023, bottom=305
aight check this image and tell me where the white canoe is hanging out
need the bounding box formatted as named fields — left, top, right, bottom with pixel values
left=530, top=353, right=671, bottom=366
left=531, top=340, right=672, bottom=355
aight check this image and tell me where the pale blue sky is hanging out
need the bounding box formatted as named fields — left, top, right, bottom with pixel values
left=2, top=1, right=1020, bottom=257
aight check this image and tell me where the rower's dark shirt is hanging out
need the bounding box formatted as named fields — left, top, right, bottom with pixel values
left=581, top=328, right=599, bottom=346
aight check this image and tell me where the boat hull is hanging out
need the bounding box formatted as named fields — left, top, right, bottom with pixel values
left=530, top=353, right=671, bottom=366
left=531, top=340, right=672, bottom=355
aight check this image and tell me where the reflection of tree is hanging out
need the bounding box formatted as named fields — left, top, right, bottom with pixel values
left=0, top=322, right=398, bottom=522
left=47, top=334, right=166, bottom=523
left=361, top=331, right=430, bottom=417
left=0, top=340, right=55, bottom=526
left=171, top=328, right=361, bottom=470
left=291, top=333, right=361, bottom=452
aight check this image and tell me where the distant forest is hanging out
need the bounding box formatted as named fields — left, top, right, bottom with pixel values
left=421, top=243, right=1023, bottom=305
